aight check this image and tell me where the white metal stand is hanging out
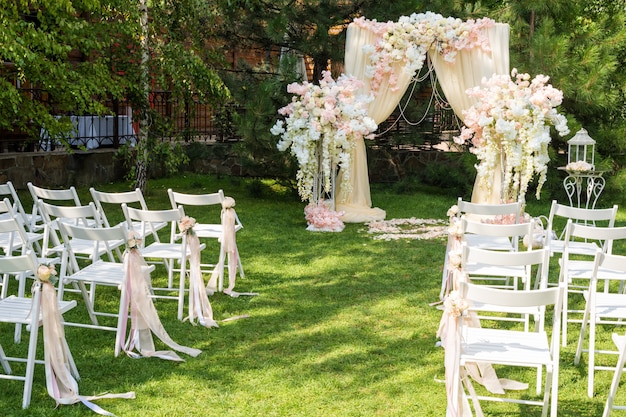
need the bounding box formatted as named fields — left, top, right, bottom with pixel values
left=562, top=170, right=605, bottom=209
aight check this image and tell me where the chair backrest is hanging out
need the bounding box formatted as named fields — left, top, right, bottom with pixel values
left=0, top=251, right=38, bottom=299
left=0, top=181, right=34, bottom=229
left=37, top=200, right=103, bottom=256
left=462, top=244, right=551, bottom=289
left=167, top=188, right=235, bottom=227
left=122, top=204, right=183, bottom=244
left=456, top=198, right=521, bottom=222
left=89, top=187, right=150, bottom=228
left=57, top=222, right=126, bottom=271
left=563, top=219, right=626, bottom=255
left=592, top=251, right=626, bottom=281
left=0, top=198, right=31, bottom=254
left=462, top=217, right=534, bottom=251
left=27, top=182, right=84, bottom=232
left=545, top=200, right=618, bottom=242
left=168, top=188, right=224, bottom=208
left=458, top=280, right=563, bottom=334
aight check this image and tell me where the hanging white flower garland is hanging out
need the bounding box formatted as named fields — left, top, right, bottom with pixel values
left=454, top=69, right=570, bottom=203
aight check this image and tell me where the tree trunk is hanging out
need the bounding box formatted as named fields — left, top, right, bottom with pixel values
left=135, top=0, right=150, bottom=193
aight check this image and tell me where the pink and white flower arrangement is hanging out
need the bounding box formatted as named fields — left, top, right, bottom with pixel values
left=179, top=216, right=197, bottom=235
left=454, top=69, right=570, bottom=204
left=443, top=290, right=468, bottom=317
left=353, top=13, right=495, bottom=93
left=37, top=263, right=58, bottom=285
left=304, top=201, right=345, bottom=232
left=565, top=160, right=593, bottom=172
left=271, top=71, right=378, bottom=203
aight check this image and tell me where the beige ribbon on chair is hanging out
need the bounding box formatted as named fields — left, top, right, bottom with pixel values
left=39, top=278, right=135, bottom=415
left=186, top=228, right=219, bottom=328
left=207, top=196, right=255, bottom=297
left=121, top=248, right=202, bottom=360
left=436, top=253, right=528, bottom=416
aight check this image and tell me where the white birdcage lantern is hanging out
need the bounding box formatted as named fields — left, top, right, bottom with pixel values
left=567, top=128, right=596, bottom=170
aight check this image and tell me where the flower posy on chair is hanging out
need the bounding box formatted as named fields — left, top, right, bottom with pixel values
left=179, top=216, right=219, bottom=328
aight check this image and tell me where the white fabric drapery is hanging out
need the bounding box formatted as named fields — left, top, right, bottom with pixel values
left=431, top=23, right=510, bottom=204
left=340, top=22, right=510, bottom=215
left=337, top=23, right=415, bottom=223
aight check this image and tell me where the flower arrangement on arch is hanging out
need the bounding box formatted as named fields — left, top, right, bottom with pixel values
left=271, top=71, right=378, bottom=203
left=353, top=13, right=495, bottom=93
left=454, top=69, right=570, bottom=204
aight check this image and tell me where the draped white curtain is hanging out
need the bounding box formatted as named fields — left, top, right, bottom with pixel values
left=339, top=22, right=511, bottom=218
left=336, top=23, right=415, bottom=223
left=431, top=23, right=510, bottom=204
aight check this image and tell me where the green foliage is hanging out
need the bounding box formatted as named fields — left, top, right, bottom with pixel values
left=418, top=152, right=477, bottom=198
left=0, top=1, right=136, bottom=142
left=221, top=56, right=301, bottom=188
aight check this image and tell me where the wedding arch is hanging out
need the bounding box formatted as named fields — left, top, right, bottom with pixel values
left=272, top=12, right=568, bottom=227
left=337, top=15, right=511, bottom=222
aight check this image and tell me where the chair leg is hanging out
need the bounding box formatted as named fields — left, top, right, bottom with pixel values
left=603, top=335, right=626, bottom=417
left=575, top=301, right=591, bottom=365
left=541, top=366, right=552, bottom=417
left=22, top=320, right=40, bottom=409
left=0, top=343, right=12, bottom=374
left=588, top=316, right=597, bottom=398
left=562, top=287, right=569, bottom=346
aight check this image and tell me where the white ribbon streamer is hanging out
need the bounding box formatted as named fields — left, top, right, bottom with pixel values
left=121, top=247, right=202, bottom=360
left=39, top=280, right=135, bottom=415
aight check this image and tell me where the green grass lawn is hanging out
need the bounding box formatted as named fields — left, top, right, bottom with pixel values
left=1, top=173, right=624, bottom=416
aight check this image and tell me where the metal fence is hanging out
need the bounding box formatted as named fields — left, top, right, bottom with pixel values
left=1, top=88, right=457, bottom=153
left=0, top=89, right=239, bottom=153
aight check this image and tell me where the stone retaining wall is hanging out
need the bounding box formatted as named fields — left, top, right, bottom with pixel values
left=0, top=144, right=445, bottom=190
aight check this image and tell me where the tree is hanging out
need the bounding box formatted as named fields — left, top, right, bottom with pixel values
left=115, top=0, right=231, bottom=192
left=0, top=1, right=231, bottom=191
left=0, top=1, right=132, bottom=145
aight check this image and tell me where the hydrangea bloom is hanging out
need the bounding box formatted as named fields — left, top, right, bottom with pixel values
left=454, top=69, right=570, bottom=203
left=271, top=71, right=377, bottom=203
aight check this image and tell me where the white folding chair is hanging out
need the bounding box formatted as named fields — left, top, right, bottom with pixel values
left=0, top=251, right=76, bottom=408
left=455, top=198, right=522, bottom=250
left=122, top=204, right=204, bottom=321
left=0, top=213, right=52, bottom=300
left=461, top=218, right=537, bottom=290
left=27, top=182, right=96, bottom=232
left=462, top=244, right=550, bottom=330
left=574, top=251, right=626, bottom=397
left=544, top=200, right=618, bottom=257
left=0, top=198, right=44, bottom=259
left=441, top=200, right=522, bottom=299
left=0, top=181, right=40, bottom=232
left=167, top=188, right=244, bottom=290
left=558, top=221, right=626, bottom=346
left=90, top=187, right=167, bottom=239
left=455, top=281, right=563, bottom=417
left=37, top=199, right=123, bottom=262
left=56, top=221, right=152, bottom=356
